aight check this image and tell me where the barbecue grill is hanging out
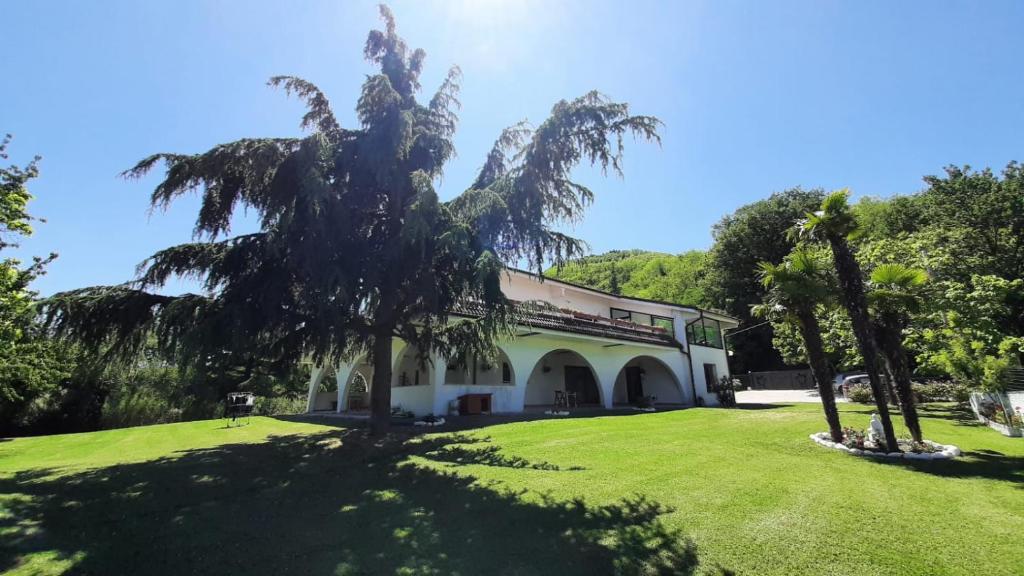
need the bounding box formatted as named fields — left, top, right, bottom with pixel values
left=225, top=392, right=255, bottom=426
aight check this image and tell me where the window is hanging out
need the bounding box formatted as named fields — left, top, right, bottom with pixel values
left=652, top=316, right=674, bottom=334
left=631, top=312, right=652, bottom=326
left=686, top=317, right=723, bottom=349
left=703, top=363, right=719, bottom=391
left=609, top=307, right=675, bottom=336
left=611, top=308, right=631, bottom=321
left=502, top=362, right=512, bottom=384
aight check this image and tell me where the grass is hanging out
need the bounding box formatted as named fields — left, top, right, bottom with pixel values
left=1, top=404, right=1021, bottom=575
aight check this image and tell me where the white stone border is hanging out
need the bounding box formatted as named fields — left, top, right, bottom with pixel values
left=809, top=432, right=961, bottom=460
left=414, top=417, right=446, bottom=427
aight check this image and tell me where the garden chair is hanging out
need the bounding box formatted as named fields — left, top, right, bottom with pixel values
left=553, top=390, right=568, bottom=409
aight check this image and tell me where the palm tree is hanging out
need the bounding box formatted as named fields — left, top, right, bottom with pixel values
left=753, top=249, right=843, bottom=441
left=869, top=264, right=928, bottom=442
left=798, top=190, right=899, bottom=452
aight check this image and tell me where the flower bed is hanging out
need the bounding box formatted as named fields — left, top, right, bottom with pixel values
left=969, top=392, right=1024, bottom=437
left=809, top=432, right=961, bottom=460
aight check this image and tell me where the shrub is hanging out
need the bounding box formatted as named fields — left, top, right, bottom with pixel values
left=256, top=396, right=306, bottom=416
left=910, top=381, right=970, bottom=403
left=101, top=388, right=182, bottom=429
left=846, top=384, right=874, bottom=403
left=715, top=376, right=737, bottom=408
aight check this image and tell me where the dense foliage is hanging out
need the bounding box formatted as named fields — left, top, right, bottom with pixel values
left=702, top=188, right=826, bottom=373
left=769, top=165, right=1024, bottom=390
left=0, top=135, right=309, bottom=436
left=0, top=134, right=64, bottom=432
left=545, top=249, right=709, bottom=305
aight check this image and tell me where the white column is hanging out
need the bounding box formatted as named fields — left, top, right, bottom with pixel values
left=334, top=361, right=357, bottom=413
left=305, top=364, right=326, bottom=413
left=503, top=344, right=549, bottom=412
left=431, top=352, right=449, bottom=416
left=595, top=366, right=619, bottom=409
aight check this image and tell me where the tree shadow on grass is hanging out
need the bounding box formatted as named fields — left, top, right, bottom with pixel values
left=734, top=403, right=795, bottom=410
left=0, top=428, right=728, bottom=575
left=915, top=404, right=985, bottom=428
left=867, top=446, right=1024, bottom=487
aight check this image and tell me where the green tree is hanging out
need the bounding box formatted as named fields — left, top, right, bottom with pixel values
left=868, top=264, right=927, bottom=442
left=0, top=134, right=63, bottom=429
left=799, top=190, right=899, bottom=452
left=703, top=187, right=826, bottom=373
left=755, top=164, right=1024, bottom=390
left=1, top=134, right=55, bottom=346
left=42, top=7, right=660, bottom=435
left=753, top=249, right=843, bottom=441
left=546, top=249, right=710, bottom=306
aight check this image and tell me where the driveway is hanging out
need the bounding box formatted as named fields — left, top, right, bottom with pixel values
left=736, top=389, right=848, bottom=405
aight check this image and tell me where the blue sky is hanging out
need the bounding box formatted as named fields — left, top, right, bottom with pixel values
left=4, top=0, right=1023, bottom=296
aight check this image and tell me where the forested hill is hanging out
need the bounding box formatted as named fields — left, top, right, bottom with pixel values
left=544, top=249, right=709, bottom=307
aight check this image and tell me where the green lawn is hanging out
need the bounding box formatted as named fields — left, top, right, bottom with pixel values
left=1, top=404, right=1021, bottom=575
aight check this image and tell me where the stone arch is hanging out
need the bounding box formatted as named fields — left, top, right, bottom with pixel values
left=524, top=349, right=603, bottom=408
left=443, top=346, right=515, bottom=386
left=392, top=344, right=434, bottom=388
left=338, top=357, right=373, bottom=412
left=345, top=368, right=371, bottom=411
left=309, top=364, right=341, bottom=411
left=611, top=355, right=685, bottom=406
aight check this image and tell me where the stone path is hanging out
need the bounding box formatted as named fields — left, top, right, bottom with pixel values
left=736, top=388, right=848, bottom=405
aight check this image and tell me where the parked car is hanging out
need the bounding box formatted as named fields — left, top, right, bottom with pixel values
left=837, top=374, right=869, bottom=396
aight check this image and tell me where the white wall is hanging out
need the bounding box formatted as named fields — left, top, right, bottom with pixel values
left=389, top=345, right=435, bottom=416
left=690, top=344, right=731, bottom=407
left=307, top=312, right=723, bottom=415
left=312, top=390, right=338, bottom=411
left=433, top=351, right=518, bottom=415
left=502, top=333, right=692, bottom=411
left=501, top=270, right=686, bottom=320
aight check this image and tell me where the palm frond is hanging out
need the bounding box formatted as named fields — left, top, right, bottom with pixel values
left=870, top=263, right=927, bottom=287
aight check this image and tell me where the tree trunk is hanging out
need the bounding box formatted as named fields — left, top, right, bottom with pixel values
left=828, top=237, right=900, bottom=452
left=876, top=317, right=923, bottom=442
left=872, top=326, right=900, bottom=408
left=796, top=306, right=843, bottom=442
left=369, top=334, right=393, bottom=436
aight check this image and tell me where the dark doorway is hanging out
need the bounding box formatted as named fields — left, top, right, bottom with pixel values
left=625, top=367, right=644, bottom=404
left=703, top=363, right=719, bottom=391
left=564, top=366, right=600, bottom=405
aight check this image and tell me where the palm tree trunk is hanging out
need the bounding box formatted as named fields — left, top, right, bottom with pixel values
left=876, top=317, right=923, bottom=442
left=369, top=334, right=393, bottom=436
left=828, top=236, right=900, bottom=452
left=872, top=325, right=901, bottom=407
left=795, top=306, right=843, bottom=442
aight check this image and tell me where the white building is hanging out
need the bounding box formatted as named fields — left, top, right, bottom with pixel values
left=306, top=269, right=738, bottom=416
